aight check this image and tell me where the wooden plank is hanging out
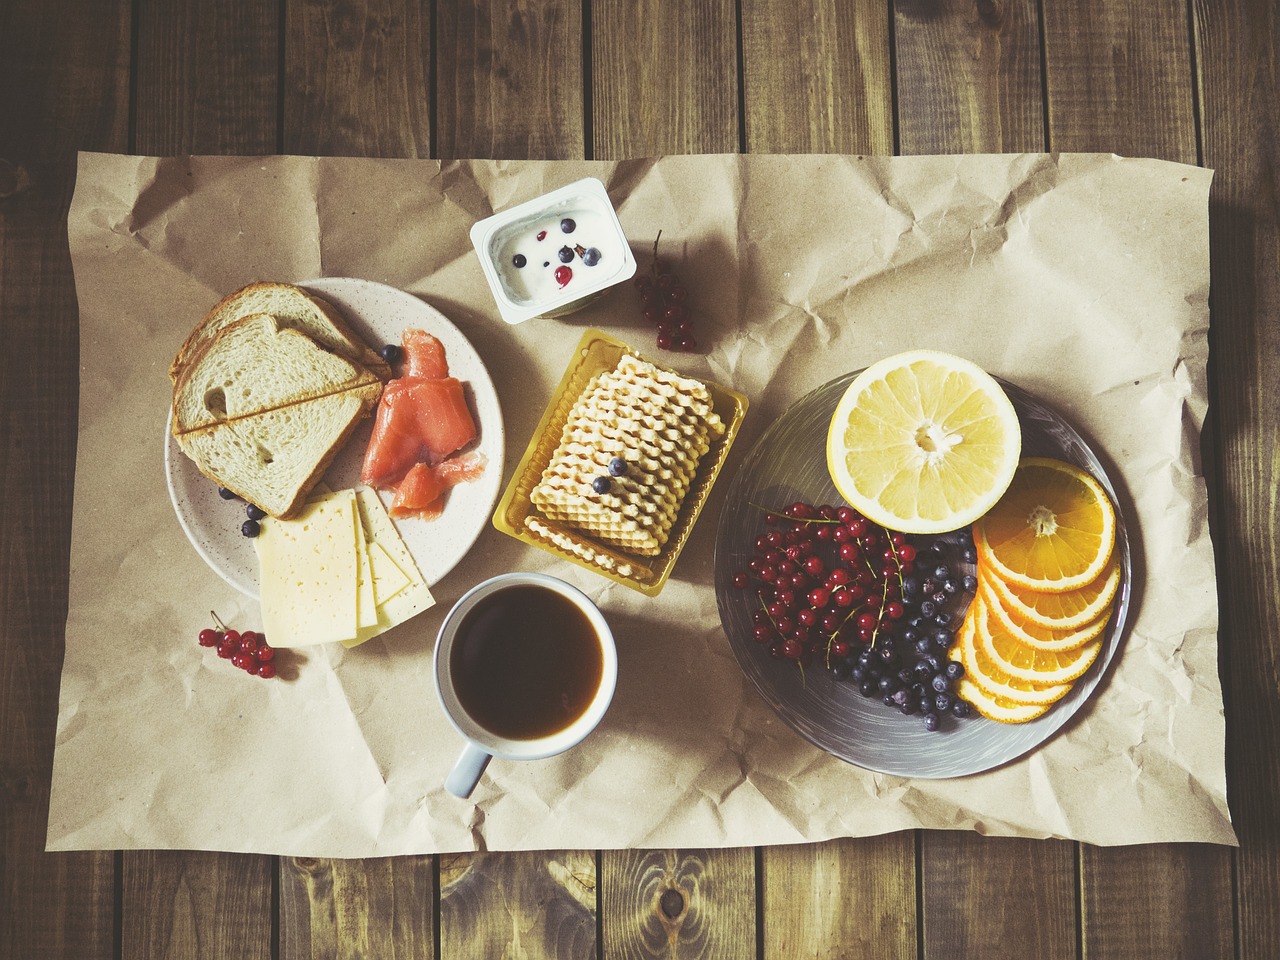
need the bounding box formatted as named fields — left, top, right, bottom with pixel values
left=599, top=848, right=755, bottom=960
left=284, top=0, right=431, bottom=158
left=0, top=0, right=130, bottom=957
left=122, top=852, right=273, bottom=959
left=895, top=0, right=1046, bottom=153
left=762, top=835, right=915, bottom=960
left=922, top=834, right=1077, bottom=959
left=439, top=851, right=597, bottom=959
left=1042, top=0, right=1197, bottom=161
left=590, top=0, right=739, bottom=157
left=279, top=856, right=434, bottom=959
left=740, top=0, right=894, bottom=155
left=134, top=0, right=278, bottom=155
left=1080, top=844, right=1233, bottom=959
left=434, top=0, right=583, bottom=159
left=1194, top=0, right=1280, bottom=956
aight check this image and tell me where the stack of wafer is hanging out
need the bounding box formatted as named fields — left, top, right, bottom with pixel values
left=530, top=355, right=725, bottom=557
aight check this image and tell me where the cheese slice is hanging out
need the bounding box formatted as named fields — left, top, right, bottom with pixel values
left=367, top=540, right=411, bottom=612
left=353, top=508, right=379, bottom=631
left=255, top=490, right=360, bottom=647
left=342, top=489, right=436, bottom=647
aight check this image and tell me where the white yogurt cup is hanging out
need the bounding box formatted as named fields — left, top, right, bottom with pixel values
left=470, top=177, right=637, bottom=324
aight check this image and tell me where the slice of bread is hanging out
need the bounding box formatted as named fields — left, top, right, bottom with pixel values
left=171, top=313, right=383, bottom=437
left=169, top=281, right=392, bottom=384
left=176, top=392, right=374, bottom=519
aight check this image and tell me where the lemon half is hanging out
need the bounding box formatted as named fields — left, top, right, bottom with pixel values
left=825, top=350, right=1021, bottom=534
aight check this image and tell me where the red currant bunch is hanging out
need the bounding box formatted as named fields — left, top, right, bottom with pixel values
left=198, top=612, right=278, bottom=679
left=634, top=232, right=699, bottom=352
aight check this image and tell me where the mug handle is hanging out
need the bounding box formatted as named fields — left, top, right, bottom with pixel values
left=445, top=743, right=492, bottom=798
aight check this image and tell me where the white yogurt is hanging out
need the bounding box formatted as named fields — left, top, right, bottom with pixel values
left=470, top=178, right=636, bottom=324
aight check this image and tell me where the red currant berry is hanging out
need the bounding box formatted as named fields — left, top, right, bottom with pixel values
left=754, top=625, right=774, bottom=643
left=198, top=628, right=221, bottom=647
left=781, top=638, right=804, bottom=660
left=830, top=639, right=851, bottom=658
left=732, top=571, right=750, bottom=588
left=257, top=662, right=277, bottom=679
left=223, top=629, right=241, bottom=646
left=808, top=587, right=831, bottom=609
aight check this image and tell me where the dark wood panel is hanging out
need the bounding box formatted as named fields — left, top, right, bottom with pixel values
left=895, top=0, right=1046, bottom=153
left=599, top=848, right=756, bottom=960
left=284, top=0, right=431, bottom=158
left=1080, top=844, right=1234, bottom=959
left=122, top=852, right=274, bottom=959
left=1042, top=0, right=1197, bottom=161
left=434, top=0, right=584, bottom=160
left=740, top=0, right=894, bottom=155
left=133, top=0, right=278, bottom=155
left=591, top=0, right=739, bottom=157
left=762, top=835, right=915, bottom=960
left=1194, top=0, right=1280, bottom=956
left=0, top=0, right=130, bottom=958
left=922, top=834, right=1076, bottom=960
left=439, top=851, right=597, bottom=959
left=279, top=856, right=435, bottom=959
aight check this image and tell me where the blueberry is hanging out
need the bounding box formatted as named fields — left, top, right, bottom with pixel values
left=935, top=611, right=954, bottom=626
left=934, top=693, right=953, bottom=712
left=877, top=675, right=898, bottom=693
left=218, top=487, right=238, bottom=500
left=962, top=547, right=977, bottom=563
left=512, top=253, right=527, bottom=268
left=931, top=673, right=951, bottom=693
left=591, top=476, right=611, bottom=494
left=923, top=712, right=941, bottom=732
left=245, top=503, right=266, bottom=521
left=899, top=700, right=918, bottom=715
left=241, top=519, right=261, bottom=538
left=882, top=694, right=896, bottom=707
left=558, top=245, right=574, bottom=263
left=951, top=699, right=972, bottom=718
left=933, top=627, right=954, bottom=646
left=608, top=457, right=628, bottom=476
left=581, top=247, right=602, bottom=266
left=934, top=564, right=951, bottom=580
left=962, top=574, right=978, bottom=592
left=858, top=679, right=877, bottom=697
left=560, top=217, right=576, bottom=233
left=914, top=637, right=933, bottom=657
left=943, top=578, right=958, bottom=594
left=945, top=661, right=965, bottom=681
left=920, top=600, right=937, bottom=618
left=902, top=576, right=920, bottom=597
left=891, top=689, right=910, bottom=707
left=378, top=343, right=403, bottom=364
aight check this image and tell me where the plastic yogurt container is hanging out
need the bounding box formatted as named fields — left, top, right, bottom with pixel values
left=470, top=178, right=637, bottom=324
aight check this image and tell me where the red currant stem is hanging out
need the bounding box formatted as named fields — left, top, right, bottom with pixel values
left=746, top=502, right=839, bottom=523
left=885, top=533, right=907, bottom=593
left=210, top=611, right=229, bottom=632
left=868, top=576, right=892, bottom=649
left=652, top=231, right=663, bottom=263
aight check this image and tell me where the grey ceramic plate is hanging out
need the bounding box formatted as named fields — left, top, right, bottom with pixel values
left=713, top=373, right=1132, bottom=778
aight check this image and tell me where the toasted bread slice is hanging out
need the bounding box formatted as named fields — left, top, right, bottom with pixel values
left=171, top=313, right=383, bottom=437
left=169, top=281, right=392, bottom=384
left=176, top=392, right=375, bottom=519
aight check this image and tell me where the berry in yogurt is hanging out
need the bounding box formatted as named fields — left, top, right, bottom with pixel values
left=496, top=205, right=620, bottom=305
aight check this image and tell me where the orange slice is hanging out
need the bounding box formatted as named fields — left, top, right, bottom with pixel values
left=825, top=350, right=1021, bottom=534
left=952, top=612, right=1073, bottom=707
left=972, top=595, right=1102, bottom=685
left=981, top=558, right=1121, bottom=630
left=973, top=457, right=1116, bottom=592
left=977, top=576, right=1110, bottom=653
left=954, top=676, right=1051, bottom=724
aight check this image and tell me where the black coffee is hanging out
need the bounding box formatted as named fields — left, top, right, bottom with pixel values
left=450, top=585, right=604, bottom=740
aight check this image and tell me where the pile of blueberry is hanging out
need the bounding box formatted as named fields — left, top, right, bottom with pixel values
left=732, top=500, right=978, bottom=732
left=219, top=486, right=265, bottom=537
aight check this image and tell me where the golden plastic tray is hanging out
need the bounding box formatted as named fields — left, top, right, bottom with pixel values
left=492, top=328, right=748, bottom=596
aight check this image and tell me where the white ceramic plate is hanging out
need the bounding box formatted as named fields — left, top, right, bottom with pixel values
left=164, top=277, right=505, bottom=598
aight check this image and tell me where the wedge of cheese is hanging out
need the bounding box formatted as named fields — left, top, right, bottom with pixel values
left=254, top=487, right=435, bottom=647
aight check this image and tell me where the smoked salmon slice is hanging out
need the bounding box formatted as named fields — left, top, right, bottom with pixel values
left=390, top=451, right=489, bottom=519
left=359, top=330, right=485, bottom=513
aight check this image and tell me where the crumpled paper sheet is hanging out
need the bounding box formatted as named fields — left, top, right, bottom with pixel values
left=48, top=152, right=1235, bottom=855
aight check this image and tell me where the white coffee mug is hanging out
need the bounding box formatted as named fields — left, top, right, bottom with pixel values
left=433, top=572, right=618, bottom=798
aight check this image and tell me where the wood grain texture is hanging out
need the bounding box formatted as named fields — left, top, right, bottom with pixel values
left=435, top=0, right=584, bottom=160
left=762, top=834, right=915, bottom=960
left=1080, top=844, right=1234, bottom=959
left=122, top=852, right=274, bottom=959
left=894, top=0, right=1046, bottom=154
left=134, top=0, right=278, bottom=155
left=1195, top=0, right=1280, bottom=956
left=1042, top=0, right=1197, bottom=161
left=0, top=1, right=129, bottom=958
left=591, top=0, right=739, bottom=157
left=284, top=0, right=431, bottom=157
left=600, top=848, right=755, bottom=960
left=740, top=0, right=894, bottom=155
left=439, top=850, right=597, bottom=960
left=921, top=834, right=1076, bottom=959
left=279, top=856, right=435, bottom=959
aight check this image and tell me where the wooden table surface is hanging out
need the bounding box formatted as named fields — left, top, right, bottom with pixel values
left=2, top=0, right=1276, bottom=957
